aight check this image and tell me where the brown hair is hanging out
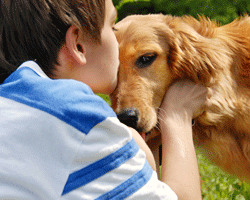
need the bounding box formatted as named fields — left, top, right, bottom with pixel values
left=0, top=0, right=105, bottom=83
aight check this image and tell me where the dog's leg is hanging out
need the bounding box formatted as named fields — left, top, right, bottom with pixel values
left=199, top=131, right=250, bottom=182
left=147, top=134, right=162, bottom=177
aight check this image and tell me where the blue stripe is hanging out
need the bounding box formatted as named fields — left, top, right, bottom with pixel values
left=0, top=64, right=116, bottom=135
left=62, top=138, right=139, bottom=195
left=95, top=160, right=153, bottom=200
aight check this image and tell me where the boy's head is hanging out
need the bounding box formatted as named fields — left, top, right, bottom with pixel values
left=55, top=0, right=119, bottom=94
left=0, top=0, right=106, bottom=83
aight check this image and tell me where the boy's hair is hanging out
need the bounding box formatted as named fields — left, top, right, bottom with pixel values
left=0, top=0, right=105, bottom=83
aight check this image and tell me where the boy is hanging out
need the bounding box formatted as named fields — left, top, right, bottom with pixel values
left=0, top=0, right=206, bottom=199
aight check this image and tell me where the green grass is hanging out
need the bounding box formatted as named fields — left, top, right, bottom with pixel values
left=98, top=94, right=250, bottom=199
left=197, top=150, right=250, bottom=200
left=97, top=94, right=111, bottom=106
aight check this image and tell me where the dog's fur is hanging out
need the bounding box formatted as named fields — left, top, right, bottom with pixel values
left=110, top=14, right=250, bottom=182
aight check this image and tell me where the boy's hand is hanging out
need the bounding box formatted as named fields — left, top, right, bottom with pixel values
left=159, top=80, right=209, bottom=121
left=159, top=80, right=207, bottom=199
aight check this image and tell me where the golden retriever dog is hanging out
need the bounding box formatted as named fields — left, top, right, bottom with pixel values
left=110, top=14, right=250, bottom=182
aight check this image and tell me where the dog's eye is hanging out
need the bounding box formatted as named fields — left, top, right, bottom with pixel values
left=136, top=53, right=157, bottom=68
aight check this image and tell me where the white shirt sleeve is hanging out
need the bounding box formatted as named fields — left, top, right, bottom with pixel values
left=61, top=117, right=178, bottom=200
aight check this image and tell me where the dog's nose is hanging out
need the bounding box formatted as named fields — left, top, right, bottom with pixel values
left=117, top=108, right=139, bottom=130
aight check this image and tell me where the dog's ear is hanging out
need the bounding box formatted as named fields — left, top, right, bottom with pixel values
left=165, top=16, right=230, bottom=85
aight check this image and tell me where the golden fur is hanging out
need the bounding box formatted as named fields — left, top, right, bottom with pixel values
left=111, top=14, right=250, bottom=181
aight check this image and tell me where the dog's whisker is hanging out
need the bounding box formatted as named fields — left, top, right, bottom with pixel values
left=155, top=107, right=168, bottom=120
left=154, top=107, right=167, bottom=131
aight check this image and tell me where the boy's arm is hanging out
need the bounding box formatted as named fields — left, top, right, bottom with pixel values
left=159, top=80, right=208, bottom=200
left=129, top=127, right=156, bottom=171
left=160, top=116, right=202, bottom=200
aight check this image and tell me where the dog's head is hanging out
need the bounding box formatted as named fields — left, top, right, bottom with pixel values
left=111, top=14, right=228, bottom=141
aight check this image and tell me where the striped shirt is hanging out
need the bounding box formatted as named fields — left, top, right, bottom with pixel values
left=0, top=61, right=177, bottom=199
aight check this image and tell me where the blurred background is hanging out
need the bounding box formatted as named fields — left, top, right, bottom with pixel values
left=103, top=1, right=250, bottom=199
left=114, top=0, right=250, bottom=24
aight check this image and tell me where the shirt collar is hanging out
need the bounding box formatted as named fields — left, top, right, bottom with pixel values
left=18, top=61, right=50, bottom=79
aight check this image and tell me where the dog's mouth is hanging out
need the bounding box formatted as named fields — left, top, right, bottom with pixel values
left=138, top=130, right=154, bottom=141
left=116, top=108, right=157, bottom=141
left=140, top=132, right=146, bottom=141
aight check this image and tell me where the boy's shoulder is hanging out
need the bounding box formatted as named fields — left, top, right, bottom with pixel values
left=0, top=61, right=116, bottom=134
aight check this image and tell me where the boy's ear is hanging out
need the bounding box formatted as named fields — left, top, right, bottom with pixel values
left=65, top=26, right=86, bottom=65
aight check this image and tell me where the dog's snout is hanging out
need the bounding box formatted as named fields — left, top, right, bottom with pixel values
left=117, top=108, right=139, bottom=131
